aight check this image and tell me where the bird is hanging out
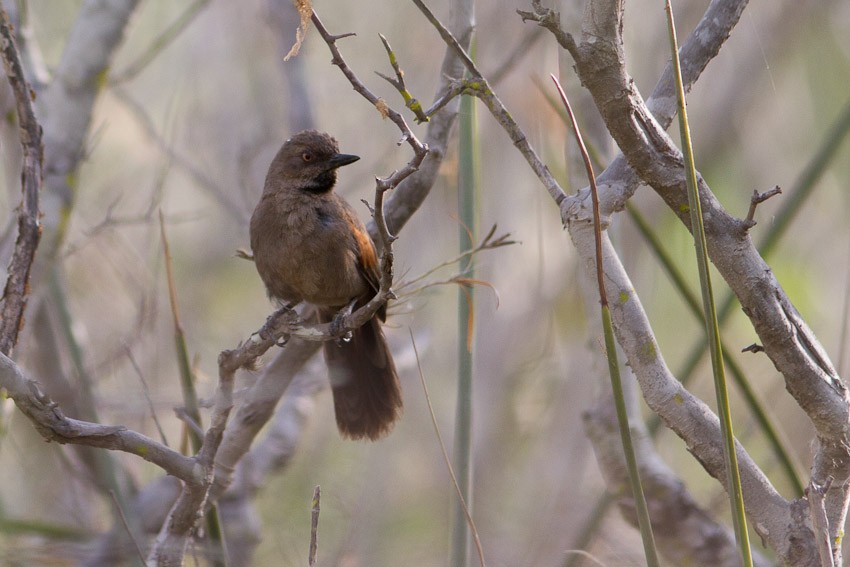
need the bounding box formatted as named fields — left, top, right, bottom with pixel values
left=249, top=130, right=402, bottom=440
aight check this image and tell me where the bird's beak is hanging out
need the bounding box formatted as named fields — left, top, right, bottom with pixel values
left=327, top=153, right=360, bottom=170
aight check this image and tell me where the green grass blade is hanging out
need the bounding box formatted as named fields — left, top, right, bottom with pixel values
left=451, top=36, right=479, bottom=567
left=552, top=75, right=660, bottom=567
left=159, top=213, right=228, bottom=566
left=665, top=2, right=752, bottom=564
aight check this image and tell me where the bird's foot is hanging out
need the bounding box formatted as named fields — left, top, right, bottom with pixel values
left=331, top=299, right=358, bottom=344
left=258, top=303, right=301, bottom=346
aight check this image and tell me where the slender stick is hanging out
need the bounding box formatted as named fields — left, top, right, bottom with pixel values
left=309, top=485, right=321, bottom=566
left=665, top=2, right=752, bottom=564
left=412, top=330, right=486, bottom=567
left=551, top=75, right=660, bottom=567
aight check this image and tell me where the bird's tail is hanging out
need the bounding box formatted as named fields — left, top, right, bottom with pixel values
left=321, top=313, right=402, bottom=440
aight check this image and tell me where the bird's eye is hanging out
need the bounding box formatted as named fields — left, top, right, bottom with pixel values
left=302, top=152, right=313, bottom=162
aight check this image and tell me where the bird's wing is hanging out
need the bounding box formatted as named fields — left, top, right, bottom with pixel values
left=351, top=218, right=381, bottom=295
left=338, top=197, right=386, bottom=319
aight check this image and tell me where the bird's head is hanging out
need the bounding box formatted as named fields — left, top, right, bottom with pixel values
left=265, top=130, right=360, bottom=194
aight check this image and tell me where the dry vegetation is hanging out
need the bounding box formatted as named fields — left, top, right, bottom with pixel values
left=0, top=0, right=848, bottom=565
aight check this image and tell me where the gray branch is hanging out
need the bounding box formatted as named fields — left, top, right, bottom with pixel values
left=0, top=351, right=198, bottom=482
left=0, top=5, right=44, bottom=355
left=37, top=0, right=140, bottom=251
left=581, top=357, right=772, bottom=567
left=403, top=0, right=845, bottom=562
left=520, top=0, right=847, bottom=563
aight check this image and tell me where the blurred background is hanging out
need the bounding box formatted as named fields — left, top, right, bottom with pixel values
left=0, top=0, right=848, bottom=565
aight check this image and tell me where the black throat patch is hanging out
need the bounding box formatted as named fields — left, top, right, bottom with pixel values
left=301, top=169, right=337, bottom=194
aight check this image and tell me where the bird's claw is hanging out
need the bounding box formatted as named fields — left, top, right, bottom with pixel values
left=331, top=299, right=358, bottom=344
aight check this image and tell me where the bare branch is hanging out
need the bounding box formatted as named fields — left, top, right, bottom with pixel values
left=516, top=1, right=577, bottom=56
left=148, top=323, right=242, bottom=563
left=0, top=351, right=197, bottom=481
left=411, top=0, right=568, bottom=207
left=0, top=6, right=44, bottom=355
left=518, top=0, right=845, bottom=561
left=38, top=0, right=140, bottom=256
left=310, top=10, right=428, bottom=163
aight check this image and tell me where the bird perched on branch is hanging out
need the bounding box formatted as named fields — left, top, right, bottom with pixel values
left=250, top=130, right=402, bottom=440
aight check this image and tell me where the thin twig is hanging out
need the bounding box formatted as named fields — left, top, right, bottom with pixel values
left=410, top=329, right=486, bottom=567
left=124, top=344, right=170, bottom=446
left=376, top=34, right=429, bottom=123
left=411, top=0, right=567, bottom=207
left=396, top=224, right=514, bottom=292
left=517, top=1, right=577, bottom=55
left=309, top=485, right=321, bottom=566
left=110, top=490, right=147, bottom=565
left=552, top=74, right=660, bottom=566
left=744, top=185, right=782, bottom=226
left=159, top=210, right=204, bottom=452
left=150, top=330, right=240, bottom=563
left=311, top=11, right=427, bottom=159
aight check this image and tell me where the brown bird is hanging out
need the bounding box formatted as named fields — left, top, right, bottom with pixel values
left=250, top=130, right=402, bottom=440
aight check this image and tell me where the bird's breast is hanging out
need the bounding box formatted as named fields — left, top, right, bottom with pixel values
left=250, top=194, right=368, bottom=308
